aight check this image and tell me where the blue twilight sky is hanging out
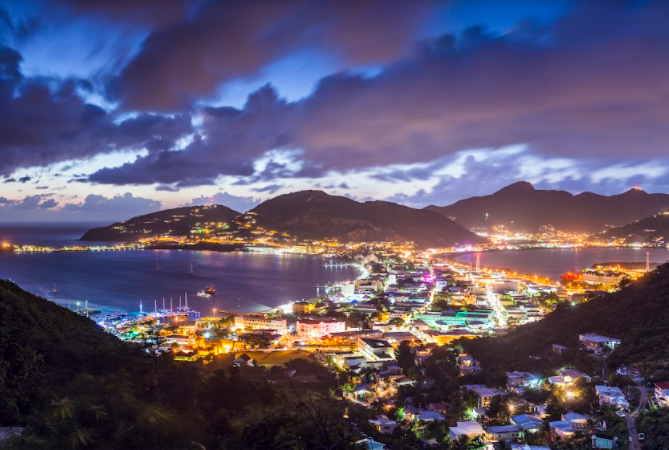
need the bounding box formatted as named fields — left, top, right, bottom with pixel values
left=0, top=0, right=667, bottom=221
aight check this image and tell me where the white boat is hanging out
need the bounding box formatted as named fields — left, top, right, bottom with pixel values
left=197, top=290, right=212, bottom=299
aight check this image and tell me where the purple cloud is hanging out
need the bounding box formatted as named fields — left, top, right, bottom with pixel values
left=85, top=0, right=669, bottom=190
left=0, top=46, right=193, bottom=177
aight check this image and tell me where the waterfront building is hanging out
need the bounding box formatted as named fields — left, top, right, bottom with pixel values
left=296, top=318, right=346, bottom=339
left=233, top=314, right=288, bottom=335
left=582, top=269, right=625, bottom=286
left=293, top=301, right=315, bottom=315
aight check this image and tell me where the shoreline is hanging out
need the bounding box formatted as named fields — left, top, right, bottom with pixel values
left=445, top=246, right=669, bottom=284
left=4, top=251, right=361, bottom=317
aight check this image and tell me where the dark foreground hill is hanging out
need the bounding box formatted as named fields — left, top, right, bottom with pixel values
left=80, top=204, right=240, bottom=241
left=464, top=263, right=669, bottom=380
left=248, top=190, right=485, bottom=247
left=0, top=280, right=353, bottom=449
left=427, top=181, right=669, bottom=233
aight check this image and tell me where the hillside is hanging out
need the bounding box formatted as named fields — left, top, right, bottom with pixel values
left=597, top=212, right=669, bottom=246
left=0, top=280, right=352, bottom=448
left=248, top=190, right=486, bottom=247
left=426, top=181, right=669, bottom=233
left=463, top=263, right=669, bottom=380
left=80, top=204, right=240, bottom=241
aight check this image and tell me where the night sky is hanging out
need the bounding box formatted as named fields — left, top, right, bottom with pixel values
left=0, top=0, right=667, bottom=221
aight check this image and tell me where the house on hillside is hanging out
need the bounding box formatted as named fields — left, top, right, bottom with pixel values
left=232, top=353, right=255, bottom=367
left=579, top=333, right=621, bottom=354
left=595, top=385, right=630, bottom=409
left=654, top=381, right=669, bottom=407
left=449, top=421, right=484, bottom=441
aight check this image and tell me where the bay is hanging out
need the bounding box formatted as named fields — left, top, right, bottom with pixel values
left=0, top=223, right=359, bottom=314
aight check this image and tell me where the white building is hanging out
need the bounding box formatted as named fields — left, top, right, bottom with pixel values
left=234, top=314, right=288, bottom=335
left=449, top=421, right=484, bottom=441
left=579, top=333, right=621, bottom=353
left=296, top=318, right=346, bottom=339
left=595, top=385, right=630, bottom=409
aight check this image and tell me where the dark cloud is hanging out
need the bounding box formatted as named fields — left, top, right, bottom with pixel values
left=85, top=0, right=669, bottom=189
left=110, top=0, right=434, bottom=110
left=0, top=46, right=193, bottom=177
left=38, top=198, right=58, bottom=209
left=57, top=0, right=190, bottom=27
left=62, top=192, right=160, bottom=214
left=185, top=192, right=260, bottom=213
left=252, top=184, right=283, bottom=194
left=11, top=195, right=57, bottom=210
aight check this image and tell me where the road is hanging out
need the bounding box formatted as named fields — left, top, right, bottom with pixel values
left=627, top=386, right=648, bottom=450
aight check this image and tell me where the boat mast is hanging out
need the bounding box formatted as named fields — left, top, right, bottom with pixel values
left=185, top=292, right=188, bottom=308
left=190, top=262, right=194, bottom=275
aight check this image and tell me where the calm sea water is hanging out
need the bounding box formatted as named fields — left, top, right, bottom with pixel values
left=454, top=247, right=669, bottom=280
left=0, top=223, right=359, bottom=314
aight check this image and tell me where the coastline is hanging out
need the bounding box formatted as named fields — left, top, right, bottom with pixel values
left=445, top=246, right=669, bottom=284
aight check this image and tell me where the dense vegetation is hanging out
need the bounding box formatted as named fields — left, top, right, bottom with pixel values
left=464, top=263, right=669, bottom=380
left=0, top=280, right=354, bottom=449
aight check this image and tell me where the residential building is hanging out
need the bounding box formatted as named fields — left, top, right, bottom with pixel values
left=485, top=424, right=522, bottom=442
left=464, top=385, right=507, bottom=408
left=579, top=333, right=621, bottom=353
left=511, top=414, right=542, bottom=433
left=357, top=338, right=395, bottom=362
left=595, top=385, right=630, bottom=409
left=449, top=421, right=484, bottom=441
left=369, top=415, right=397, bottom=434
left=506, top=371, right=540, bottom=390
left=548, top=368, right=591, bottom=387
left=654, top=381, right=669, bottom=407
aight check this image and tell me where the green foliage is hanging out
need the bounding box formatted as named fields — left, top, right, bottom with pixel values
left=0, top=280, right=356, bottom=449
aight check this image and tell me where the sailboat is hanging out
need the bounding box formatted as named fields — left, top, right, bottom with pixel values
left=190, top=262, right=194, bottom=276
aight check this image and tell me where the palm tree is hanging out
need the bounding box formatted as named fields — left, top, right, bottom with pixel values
left=86, top=405, right=107, bottom=422
left=50, top=396, right=74, bottom=420
left=67, top=428, right=90, bottom=449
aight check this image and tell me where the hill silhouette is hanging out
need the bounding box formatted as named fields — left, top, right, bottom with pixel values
left=80, top=204, right=240, bottom=241
left=427, top=182, right=669, bottom=233
left=248, top=190, right=485, bottom=247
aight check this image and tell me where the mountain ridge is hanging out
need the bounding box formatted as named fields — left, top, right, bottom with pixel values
left=80, top=204, right=241, bottom=241
left=426, top=182, right=669, bottom=233
left=246, top=190, right=485, bottom=247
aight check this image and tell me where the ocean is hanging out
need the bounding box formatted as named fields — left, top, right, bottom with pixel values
left=0, top=223, right=359, bottom=314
